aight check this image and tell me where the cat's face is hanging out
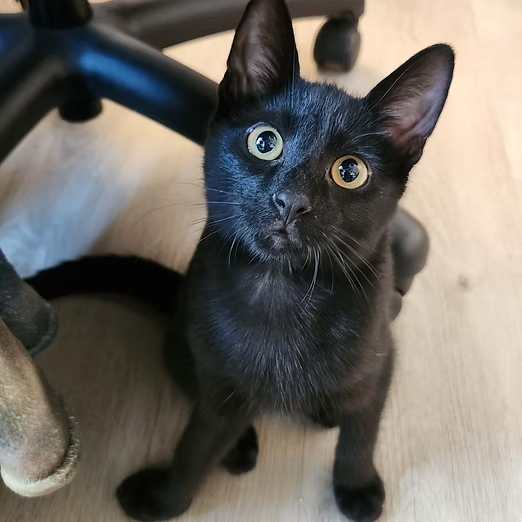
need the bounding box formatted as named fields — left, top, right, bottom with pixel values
left=205, top=83, right=402, bottom=266
left=204, top=0, right=454, bottom=268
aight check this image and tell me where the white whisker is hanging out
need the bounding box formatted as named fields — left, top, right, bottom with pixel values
left=301, top=247, right=319, bottom=305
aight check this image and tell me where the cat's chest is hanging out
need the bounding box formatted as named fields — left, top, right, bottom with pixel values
left=239, top=269, right=320, bottom=315
left=198, top=278, right=365, bottom=411
left=208, top=266, right=331, bottom=328
left=189, top=264, right=364, bottom=377
left=184, top=257, right=382, bottom=411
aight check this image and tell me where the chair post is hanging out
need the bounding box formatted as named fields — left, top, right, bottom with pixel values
left=26, top=0, right=92, bottom=29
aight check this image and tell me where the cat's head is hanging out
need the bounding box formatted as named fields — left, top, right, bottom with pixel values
left=204, top=0, right=454, bottom=268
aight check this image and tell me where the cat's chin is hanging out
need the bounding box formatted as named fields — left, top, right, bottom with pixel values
left=247, top=233, right=310, bottom=269
left=271, top=230, right=293, bottom=249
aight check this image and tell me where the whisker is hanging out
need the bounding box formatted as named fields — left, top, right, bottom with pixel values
left=302, top=247, right=319, bottom=305
left=325, top=248, right=335, bottom=294
left=331, top=225, right=364, bottom=247
left=216, top=224, right=238, bottom=257
left=206, top=201, right=242, bottom=205
left=132, top=199, right=238, bottom=228
left=175, top=181, right=236, bottom=196
left=159, top=200, right=240, bottom=208
left=207, top=214, right=239, bottom=227
left=322, top=235, right=368, bottom=301
left=304, top=245, right=312, bottom=270
left=184, top=213, right=239, bottom=235
left=340, top=255, right=367, bottom=302
left=133, top=203, right=180, bottom=226
left=174, top=181, right=204, bottom=189
left=287, top=256, right=293, bottom=276
left=184, top=217, right=207, bottom=228
left=310, top=249, right=320, bottom=303
left=227, top=231, right=239, bottom=270
left=206, top=188, right=236, bottom=196
left=331, top=226, right=380, bottom=280
left=326, top=243, right=360, bottom=297
left=199, top=228, right=220, bottom=243
left=234, top=228, right=250, bottom=262
left=331, top=235, right=374, bottom=287
left=352, top=131, right=388, bottom=140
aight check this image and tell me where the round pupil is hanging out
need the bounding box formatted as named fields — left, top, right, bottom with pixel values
left=338, top=158, right=360, bottom=183
left=255, top=130, right=278, bottom=154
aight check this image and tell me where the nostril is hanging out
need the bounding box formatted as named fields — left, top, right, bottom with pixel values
left=273, top=192, right=312, bottom=221
left=272, top=193, right=286, bottom=210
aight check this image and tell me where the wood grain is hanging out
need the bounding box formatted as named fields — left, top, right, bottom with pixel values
left=1, top=0, right=522, bottom=520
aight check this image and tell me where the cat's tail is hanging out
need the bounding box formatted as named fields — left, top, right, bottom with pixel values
left=26, top=256, right=182, bottom=314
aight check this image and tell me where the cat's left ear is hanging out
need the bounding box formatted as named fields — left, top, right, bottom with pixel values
left=216, top=0, right=300, bottom=116
left=367, top=44, right=455, bottom=166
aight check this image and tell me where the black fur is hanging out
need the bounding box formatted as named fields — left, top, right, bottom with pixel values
left=29, top=1, right=454, bottom=520
left=27, top=255, right=182, bottom=314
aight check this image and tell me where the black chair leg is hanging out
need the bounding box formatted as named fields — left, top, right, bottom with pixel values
left=79, top=24, right=217, bottom=145
left=0, top=18, right=66, bottom=164
left=100, top=0, right=365, bottom=50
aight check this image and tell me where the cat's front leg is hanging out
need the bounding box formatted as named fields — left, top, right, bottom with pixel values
left=333, top=354, right=393, bottom=522
left=116, top=392, right=253, bottom=521
left=333, top=408, right=385, bottom=522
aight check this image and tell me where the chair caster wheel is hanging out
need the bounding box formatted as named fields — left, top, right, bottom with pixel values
left=314, top=16, right=361, bottom=73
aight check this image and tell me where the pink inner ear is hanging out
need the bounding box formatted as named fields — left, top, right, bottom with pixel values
left=367, top=45, right=454, bottom=162
left=220, top=0, right=299, bottom=106
left=387, top=99, right=430, bottom=150
left=231, top=23, right=290, bottom=96
left=385, top=71, right=451, bottom=153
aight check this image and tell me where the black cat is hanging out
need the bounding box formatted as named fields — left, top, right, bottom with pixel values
left=28, top=0, right=454, bottom=520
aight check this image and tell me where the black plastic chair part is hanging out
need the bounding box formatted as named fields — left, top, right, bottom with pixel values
left=0, top=0, right=365, bottom=164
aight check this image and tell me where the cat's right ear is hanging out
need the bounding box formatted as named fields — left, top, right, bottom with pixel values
left=216, top=0, right=300, bottom=118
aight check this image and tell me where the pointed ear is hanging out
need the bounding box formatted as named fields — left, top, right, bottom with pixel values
left=367, top=44, right=455, bottom=165
left=217, top=0, right=300, bottom=116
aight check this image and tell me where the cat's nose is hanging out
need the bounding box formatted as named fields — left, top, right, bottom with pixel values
left=272, top=192, right=312, bottom=224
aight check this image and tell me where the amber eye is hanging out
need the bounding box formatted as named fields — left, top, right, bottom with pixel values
left=331, top=155, right=370, bottom=189
left=247, top=125, right=284, bottom=161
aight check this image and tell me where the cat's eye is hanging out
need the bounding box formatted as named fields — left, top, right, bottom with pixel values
left=331, top=155, right=370, bottom=189
left=247, top=125, right=284, bottom=161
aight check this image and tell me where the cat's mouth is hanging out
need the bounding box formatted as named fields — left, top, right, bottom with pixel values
left=272, top=228, right=291, bottom=247
left=256, top=222, right=306, bottom=257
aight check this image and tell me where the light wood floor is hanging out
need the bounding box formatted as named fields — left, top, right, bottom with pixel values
left=2, top=0, right=522, bottom=521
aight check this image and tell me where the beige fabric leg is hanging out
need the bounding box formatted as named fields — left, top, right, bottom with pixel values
left=0, top=319, right=79, bottom=496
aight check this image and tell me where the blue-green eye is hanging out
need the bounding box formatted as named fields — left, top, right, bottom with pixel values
left=247, top=125, right=284, bottom=160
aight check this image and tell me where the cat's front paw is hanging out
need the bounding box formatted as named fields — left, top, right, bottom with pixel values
left=222, top=425, right=259, bottom=475
left=116, top=468, right=192, bottom=521
left=334, top=475, right=385, bottom=522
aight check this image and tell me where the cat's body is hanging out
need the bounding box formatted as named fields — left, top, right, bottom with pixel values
left=139, top=223, right=393, bottom=522
left=187, top=74, right=402, bottom=417
left=114, top=28, right=453, bottom=517
left=27, top=0, right=454, bottom=520
left=180, top=227, right=393, bottom=416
